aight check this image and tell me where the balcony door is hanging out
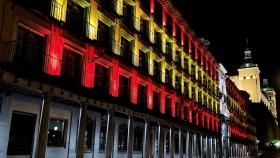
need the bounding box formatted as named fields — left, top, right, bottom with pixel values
left=14, top=26, right=44, bottom=72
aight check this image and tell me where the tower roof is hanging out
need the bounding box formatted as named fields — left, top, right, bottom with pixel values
left=240, top=48, right=256, bottom=68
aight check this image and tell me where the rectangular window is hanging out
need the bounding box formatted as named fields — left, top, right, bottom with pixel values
left=133, top=127, right=143, bottom=151
left=120, top=37, right=131, bottom=62
left=153, top=61, right=161, bottom=82
left=165, top=69, right=171, bottom=85
left=99, top=115, right=107, bottom=151
left=175, top=50, right=181, bottom=65
left=184, top=81, right=190, bottom=98
left=175, top=76, right=180, bottom=91
left=118, top=124, right=128, bottom=151
left=174, top=134, right=179, bottom=153
left=176, top=102, right=180, bottom=118
left=122, top=3, right=134, bottom=27
left=139, top=50, right=148, bottom=72
left=119, top=75, right=130, bottom=100
left=7, top=112, right=36, bottom=156
left=154, top=31, right=161, bottom=49
left=97, top=20, right=111, bottom=47
left=154, top=0, right=162, bottom=25
left=47, top=119, right=67, bottom=147
left=140, top=19, right=149, bottom=40
left=94, top=64, right=109, bottom=94
left=14, top=26, right=44, bottom=72
left=66, top=0, right=84, bottom=35
left=153, top=91, right=160, bottom=113
left=61, top=49, right=82, bottom=83
left=84, top=117, right=95, bottom=151
left=138, top=84, right=147, bottom=106
left=166, top=42, right=172, bottom=61
left=140, top=0, right=150, bottom=13
left=166, top=15, right=172, bottom=36
left=165, top=96, right=171, bottom=116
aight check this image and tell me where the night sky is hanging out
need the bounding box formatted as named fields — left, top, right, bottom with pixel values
left=172, top=0, right=280, bottom=102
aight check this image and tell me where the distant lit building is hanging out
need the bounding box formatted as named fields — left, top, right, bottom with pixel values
left=226, top=79, right=250, bottom=157
left=217, top=63, right=230, bottom=157
left=0, top=0, right=222, bottom=157
left=230, top=48, right=277, bottom=123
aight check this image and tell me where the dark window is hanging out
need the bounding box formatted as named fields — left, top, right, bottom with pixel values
left=184, top=35, right=189, bottom=52
left=140, top=19, right=149, bottom=40
left=154, top=0, right=162, bottom=24
left=175, top=51, right=181, bottom=65
left=183, top=57, right=189, bottom=72
left=84, top=117, right=95, bottom=150
left=191, top=64, right=196, bottom=79
left=174, top=134, right=179, bottom=153
left=198, top=91, right=202, bottom=104
left=139, top=50, right=148, bottom=71
left=7, top=112, right=36, bottom=156
left=118, top=124, right=128, bottom=151
left=94, top=64, right=109, bottom=94
left=166, top=42, right=172, bottom=61
left=184, top=81, right=189, bottom=98
left=97, top=21, right=111, bottom=47
left=123, top=3, right=133, bottom=27
left=176, top=25, right=181, bottom=42
left=133, top=127, right=143, bottom=151
left=47, top=119, right=67, bottom=147
left=192, top=86, right=196, bottom=100
left=165, top=69, right=171, bottom=85
left=99, top=115, right=107, bottom=151
left=191, top=42, right=196, bottom=59
left=153, top=91, right=160, bottom=113
left=140, top=0, right=150, bottom=13
left=66, top=0, right=84, bottom=35
left=165, top=132, right=170, bottom=153
left=14, top=26, right=44, bottom=71
left=120, top=37, right=131, bottom=62
left=138, top=84, right=147, bottom=106
left=153, top=61, right=161, bottom=81
left=165, top=96, right=171, bottom=116
left=61, top=49, right=82, bottom=83
left=183, top=135, right=186, bottom=153
left=119, top=75, right=130, bottom=100
left=175, top=76, right=180, bottom=91
left=166, top=15, right=172, bottom=36
left=176, top=102, right=180, bottom=118
left=154, top=31, right=162, bottom=49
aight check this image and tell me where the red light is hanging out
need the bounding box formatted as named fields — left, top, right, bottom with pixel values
left=150, top=0, right=154, bottom=13
left=82, top=44, right=96, bottom=88
left=130, top=72, right=138, bottom=104
left=110, top=60, right=119, bottom=97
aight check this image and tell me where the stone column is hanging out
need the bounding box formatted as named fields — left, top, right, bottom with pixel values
left=200, top=135, right=203, bottom=158
left=126, top=116, right=134, bottom=158
left=193, top=133, right=196, bottom=157
left=143, top=120, right=151, bottom=158
left=186, top=132, right=190, bottom=158
left=36, top=92, right=52, bottom=158
left=169, top=128, right=174, bottom=158
left=158, top=124, right=164, bottom=158
left=178, top=130, right=183, bottom=158
left=76, top=103, right=87, bottom=158
left=105, top=111, right=114, bottom=158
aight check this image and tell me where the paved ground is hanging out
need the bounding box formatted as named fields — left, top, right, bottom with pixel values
left=257, top=149, right=280, bottom=158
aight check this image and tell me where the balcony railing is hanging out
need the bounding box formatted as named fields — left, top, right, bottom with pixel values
left=1, top=41, right=43, bottom=75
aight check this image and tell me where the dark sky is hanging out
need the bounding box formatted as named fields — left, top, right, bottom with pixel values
left=172, top=0, right=280, bottom=100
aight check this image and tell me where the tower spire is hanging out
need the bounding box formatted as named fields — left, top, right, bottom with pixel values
left=240, top=38, right=256, bottom=68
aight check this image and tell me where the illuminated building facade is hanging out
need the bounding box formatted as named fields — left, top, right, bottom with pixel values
left=230, top=48, right=277, bottom=123
left=0, top=0, right=222, bottom=157
left=226, top=79, right=250, bottom=157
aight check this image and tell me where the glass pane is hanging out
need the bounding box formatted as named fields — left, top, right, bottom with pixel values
left=47, top=119, right=67, bottom=147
